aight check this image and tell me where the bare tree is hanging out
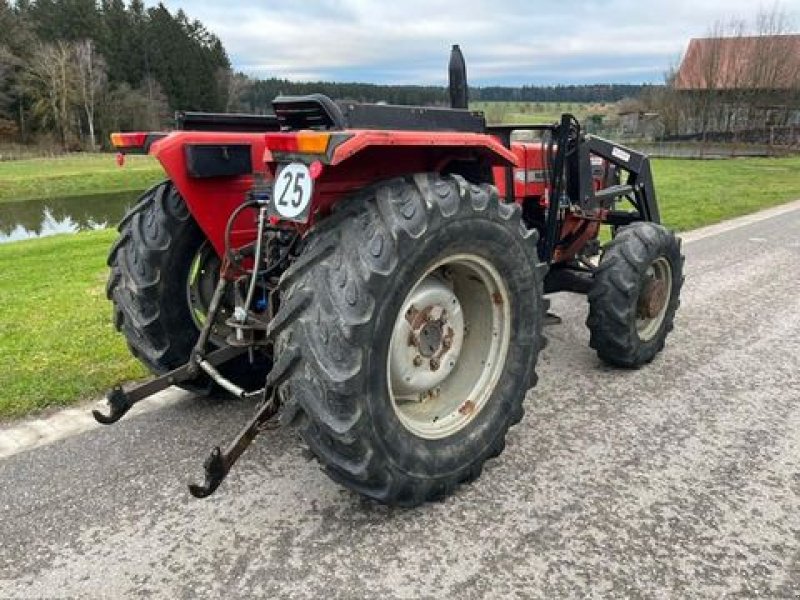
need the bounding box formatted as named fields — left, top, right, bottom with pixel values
left=746, top=6, right=798, bottom=130
left=74, top=40, right=107, bottom=150
left=22, top=42, right=77, bottom=148
left=216, top=68, right=250, bottom=113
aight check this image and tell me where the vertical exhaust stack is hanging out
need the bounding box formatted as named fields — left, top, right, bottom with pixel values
left=449, top=44, right=468, bottom=109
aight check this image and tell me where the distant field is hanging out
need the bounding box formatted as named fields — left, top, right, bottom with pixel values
left=470, top=101, right=610, bottom=125
left=0, top=153, right=164, bottom=203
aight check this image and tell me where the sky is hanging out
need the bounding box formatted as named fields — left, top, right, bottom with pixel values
left=157, top=0, right=800, bottom=85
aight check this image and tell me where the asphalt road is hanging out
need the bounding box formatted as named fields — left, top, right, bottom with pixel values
left=1, top=204, right=799, bottom=599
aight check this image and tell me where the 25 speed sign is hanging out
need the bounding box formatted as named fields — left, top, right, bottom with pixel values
left=270, top=162, right=313, bottom=222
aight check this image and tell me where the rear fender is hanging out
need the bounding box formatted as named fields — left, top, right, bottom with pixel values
left=148, top=131, right=269, bottom=256
left=144, top=130, right=518, bottom=255
left=266, top=130, right=518, bottom=223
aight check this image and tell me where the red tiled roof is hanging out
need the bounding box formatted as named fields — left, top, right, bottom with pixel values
left=674, top=34, right=800, bottom=91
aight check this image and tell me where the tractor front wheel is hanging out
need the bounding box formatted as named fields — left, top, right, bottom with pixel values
left=269, top=174, right=544, bottom=506
left=586, top=221, right=684, bottom=367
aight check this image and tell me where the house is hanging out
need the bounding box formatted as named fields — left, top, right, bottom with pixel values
left=674, top=35, right=800, bottom=92
left=618, top=110, right=663, bottom=138
left=671, top=34, right=800, bottom=139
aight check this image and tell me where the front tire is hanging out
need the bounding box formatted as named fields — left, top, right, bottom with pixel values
left=269, top=174, right=544, bottom=506
left=587, top=221, right=684, bottom=367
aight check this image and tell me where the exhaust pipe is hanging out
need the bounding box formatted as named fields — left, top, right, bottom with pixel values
left=448, top=44, right=468, bottom=109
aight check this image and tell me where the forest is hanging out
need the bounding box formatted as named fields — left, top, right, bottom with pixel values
left=0, top=0, right=230, bottom=150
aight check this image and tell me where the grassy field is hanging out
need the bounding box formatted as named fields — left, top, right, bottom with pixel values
left=470, top=101, right=607, bottom=125
left=0, top=155, right=799, bottom=419
left=654, top=157, right=800, bottom=230
left=0, top=230, right=146, bottom=419
left=0, top=153, right=164, bottom=203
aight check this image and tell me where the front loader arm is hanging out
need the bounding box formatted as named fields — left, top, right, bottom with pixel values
left=573, top=134, right=661, bottom=225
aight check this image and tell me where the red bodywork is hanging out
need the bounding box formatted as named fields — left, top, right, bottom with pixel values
left=135, top=129, right=599, bottom=262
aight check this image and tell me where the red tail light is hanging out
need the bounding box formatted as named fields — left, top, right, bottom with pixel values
left=264, top=131, right=332, bottom=155
left=110, top=132, right=149, bottom=150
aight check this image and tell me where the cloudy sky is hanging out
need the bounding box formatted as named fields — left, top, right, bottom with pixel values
left=160, top=0, right=799, bottom=85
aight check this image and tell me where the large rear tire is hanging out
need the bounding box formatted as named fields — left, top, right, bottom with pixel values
left=268, top=174, right=544, bottom=506
left=586, top=221, right=684, bottom=368
left=107, top=181, right=266, bottom=390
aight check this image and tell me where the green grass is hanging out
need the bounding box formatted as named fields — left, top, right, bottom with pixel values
left=470, top=101, right=607, bottom=125
left=0, top=230, right=146, bottom=419
left=0, top=155, right=799, bottom=419
left=0, top=153, right=164, bottom=203
left=653, top=156, right=800, bottom=230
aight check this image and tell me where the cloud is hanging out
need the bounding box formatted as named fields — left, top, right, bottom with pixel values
left=154, top=0, right=797, bottom=84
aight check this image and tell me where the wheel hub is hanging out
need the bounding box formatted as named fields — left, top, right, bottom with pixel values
left=390, top=277, right=464, bottom=397
left=635, top=256, right=673, bottom=341
left=639, top=277, right=667, bottom=319
left=418, top=320, right=443, bottom=357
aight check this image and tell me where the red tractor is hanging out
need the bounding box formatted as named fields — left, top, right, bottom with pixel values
left=98, top=46, right=684, bottom=505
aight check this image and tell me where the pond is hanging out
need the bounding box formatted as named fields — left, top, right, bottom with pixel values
left=0, top=190, right=141, bottom=244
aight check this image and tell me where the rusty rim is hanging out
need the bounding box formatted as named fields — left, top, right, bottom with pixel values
left=636, top=256, right=672, bottom=341
left=387, top=254, right=511, bottom=439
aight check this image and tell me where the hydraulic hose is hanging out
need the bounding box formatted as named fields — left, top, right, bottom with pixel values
left=242, top=205, right=267, bottom=318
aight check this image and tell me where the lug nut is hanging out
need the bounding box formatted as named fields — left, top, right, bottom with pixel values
left=413, top=355, right=423, bottom=367
left=430, top=358, right=440, bottom=371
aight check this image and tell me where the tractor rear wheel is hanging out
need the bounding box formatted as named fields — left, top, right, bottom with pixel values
left=586, top=221, right=684, bottom=368
left=269, top=174, right=544, bottom=506
left=107, top=181, right=266, bottom=391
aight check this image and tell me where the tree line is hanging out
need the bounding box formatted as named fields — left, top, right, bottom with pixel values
left=233, top=79, right=651, bottom=114
left=0, top=0, right=229, bottom=149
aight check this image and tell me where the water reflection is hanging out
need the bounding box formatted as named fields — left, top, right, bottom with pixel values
left=0, top=191, right=140, bottom=243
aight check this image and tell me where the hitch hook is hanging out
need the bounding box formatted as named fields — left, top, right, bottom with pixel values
left=188, top=389, right=279, bottom=498
left=92, top=386, right=132, bottom=424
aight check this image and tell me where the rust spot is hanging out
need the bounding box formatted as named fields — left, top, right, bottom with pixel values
left=458, top=400, right=476, bottom=416
left=405, top=305, right=434, bottom=330
left=639, top=278, right=667, bottom=319
left=441, top=326, right=454, bottom=351
left=492, top=292, right=503, bottom=305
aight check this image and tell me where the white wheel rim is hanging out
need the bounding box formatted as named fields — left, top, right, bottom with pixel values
left=387, top=254, right=511, bottom=439
left=636, top=256, right=672, bottom=341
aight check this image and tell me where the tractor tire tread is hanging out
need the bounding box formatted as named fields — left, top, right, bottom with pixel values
left=586, top=221, right=684, bottom=368
left=270, top=173, right=544, bottom=506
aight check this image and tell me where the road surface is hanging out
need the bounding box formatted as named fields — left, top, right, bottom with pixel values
left=1, top=203, right=799, bottom=598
